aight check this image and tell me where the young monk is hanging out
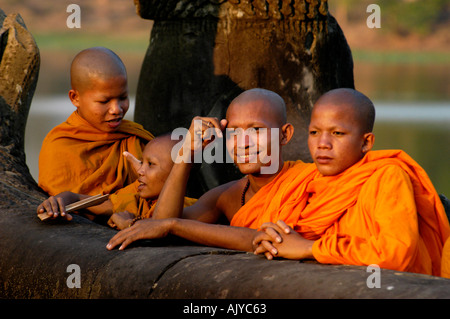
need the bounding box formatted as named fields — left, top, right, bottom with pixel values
left=37, top=134, right=196, bottom=229
left=38, top=47, right=153, bottom=196
left=106, top=88, right=315, bottom=251
left=252, top=88, right=450, bottom=277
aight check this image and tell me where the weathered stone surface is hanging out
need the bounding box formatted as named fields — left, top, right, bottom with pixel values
left=0, top=9, right=44, bottom=207
left=1, top=206, right=450, bottom=299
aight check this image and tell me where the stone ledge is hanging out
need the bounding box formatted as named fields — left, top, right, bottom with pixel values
left=1, top=203, right=449, bottom=299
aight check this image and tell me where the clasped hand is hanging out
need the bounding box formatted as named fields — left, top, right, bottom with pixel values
left=252, top=220, right=315, bottom=260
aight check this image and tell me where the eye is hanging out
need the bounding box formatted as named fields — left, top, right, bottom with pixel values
left=98, top=100, right=109, bottom=104
left=309, top=130, right=318, bottom=136
left=332, top=131, right=345, bottom=136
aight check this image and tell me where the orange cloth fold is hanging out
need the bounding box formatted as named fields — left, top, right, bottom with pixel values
left=231, top=150, right=449, bottom=276
left=294, top=150, right=449, bottom=276
left=441, top=238, right=450, bottom=279
left=109, top=180, right=197, bottom=219
left=230, top=160, right=316, bottom=229
left=38, top=111, right=154, bottom=196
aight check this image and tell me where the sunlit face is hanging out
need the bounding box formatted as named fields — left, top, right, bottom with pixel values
left=308, top=102, right=373, bottom=176
left=225, top=99, right=284, bottom=176
left=69, top=75, right=129, bottom=133
left=136, top=140, right=174, bottom=200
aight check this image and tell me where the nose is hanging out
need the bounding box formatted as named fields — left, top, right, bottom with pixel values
left=236, top=128, right=257, bottom=149
left=109, top=99, right=126, bottom=115
left=137, top=163, right=145, bottom=176
left=318, top=132, right=332, bottom=149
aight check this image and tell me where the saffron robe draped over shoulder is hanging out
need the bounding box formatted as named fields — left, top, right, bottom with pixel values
left=109, top=181, right=197, bottom=219
left=38, top=111, right=154, bottom=196
left=232, top=150, right=450, bottom=276
left=230, top=160, right=316, bottom=229
left=290, top=150, right=448, bottom=276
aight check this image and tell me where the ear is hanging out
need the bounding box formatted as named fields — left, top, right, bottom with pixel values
left=362, top=132, right=375, bottom=154
left=68, top=89, right=80, bottom=108
left=280, top=123, right=294, bottom=146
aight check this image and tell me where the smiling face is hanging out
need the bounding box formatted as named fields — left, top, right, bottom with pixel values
left=308, top=91, right=375, bottom=176
left=136, top=137, right=176, bottom=200
left=225, top=89, right=293, bottom=176
left=69, top=75, right=129, bottom=132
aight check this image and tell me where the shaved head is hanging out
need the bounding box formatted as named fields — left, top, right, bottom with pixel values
left=314, top=88, right=375, bottom=133
left=227, top=88, right=287, bottom=126
left=146, top=133, right=182, bottom=166
left=70, top=47, right=127, bottom=92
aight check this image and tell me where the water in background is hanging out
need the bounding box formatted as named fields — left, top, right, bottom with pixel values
left=25, top=96, right=450, bottom=196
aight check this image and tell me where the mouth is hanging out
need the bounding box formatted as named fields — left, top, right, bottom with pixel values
left=315, top=155, right=333, bottom=165
left=106, top=117, right=123, bottom=129
left=137, top=179, right=146, bottom=191
left=236, top=150, right=260, bottom=163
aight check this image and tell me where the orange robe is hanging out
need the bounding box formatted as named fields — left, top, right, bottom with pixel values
left=232, top=150, right=450, bottom=276
left=38, top=111, right=153, bottom=196
left=109, top=181, right=197, bottom=219
left=230, top=160, right=316, bottom=229
left=441, top=238, right=450, bottom=279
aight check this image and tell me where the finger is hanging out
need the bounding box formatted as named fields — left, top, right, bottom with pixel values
left=259, top=222, right=278, bottom=231
left=220, top=119, right=228, bottom=130
left=40, top=199, right=56, bottom=217
left=264, top=251, right=274, bottom=260
left=261, top=226, right=283, bottom=243
left=37, top=203, right=45, bottom=214
left=252, top=231, right=271, bottom=247
left=57, top=197, right=66, bottom=217
left=276, top=220, right=292, bottom=234
left=253, top=243, right=267, bottom=255
left=261, top=240, right=278, bottom=256
left=204, top=117, right=223, bottom=138
left=49, top=197, right=61, bottom=218
left=123, top=151, right=142, bottom=172
left=106, top=227, right=133, bottom=250
left=194, top=117, right=222, bottom=139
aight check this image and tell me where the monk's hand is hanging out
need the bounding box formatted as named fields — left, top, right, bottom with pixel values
left=252, top=222, right=285, bottom=260
left=123, top=151, right=142, bottom=173
left=178, top=116, right=227, bottom=162
left=253, top=221, right=315, bottom=260
left=106, top=218, right=174, bottom=251
left=37, top=195, right=72, bottom=221
left=107, top=211, right=136, bottom=230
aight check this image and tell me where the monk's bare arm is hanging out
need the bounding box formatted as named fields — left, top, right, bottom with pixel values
left=180, top=181, right=239, bottom=223
left=106, top=217, right=257, bottom=252
left=170, top=219, right=256, bottom=251
left=152, top=161, right=193, bottom=220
